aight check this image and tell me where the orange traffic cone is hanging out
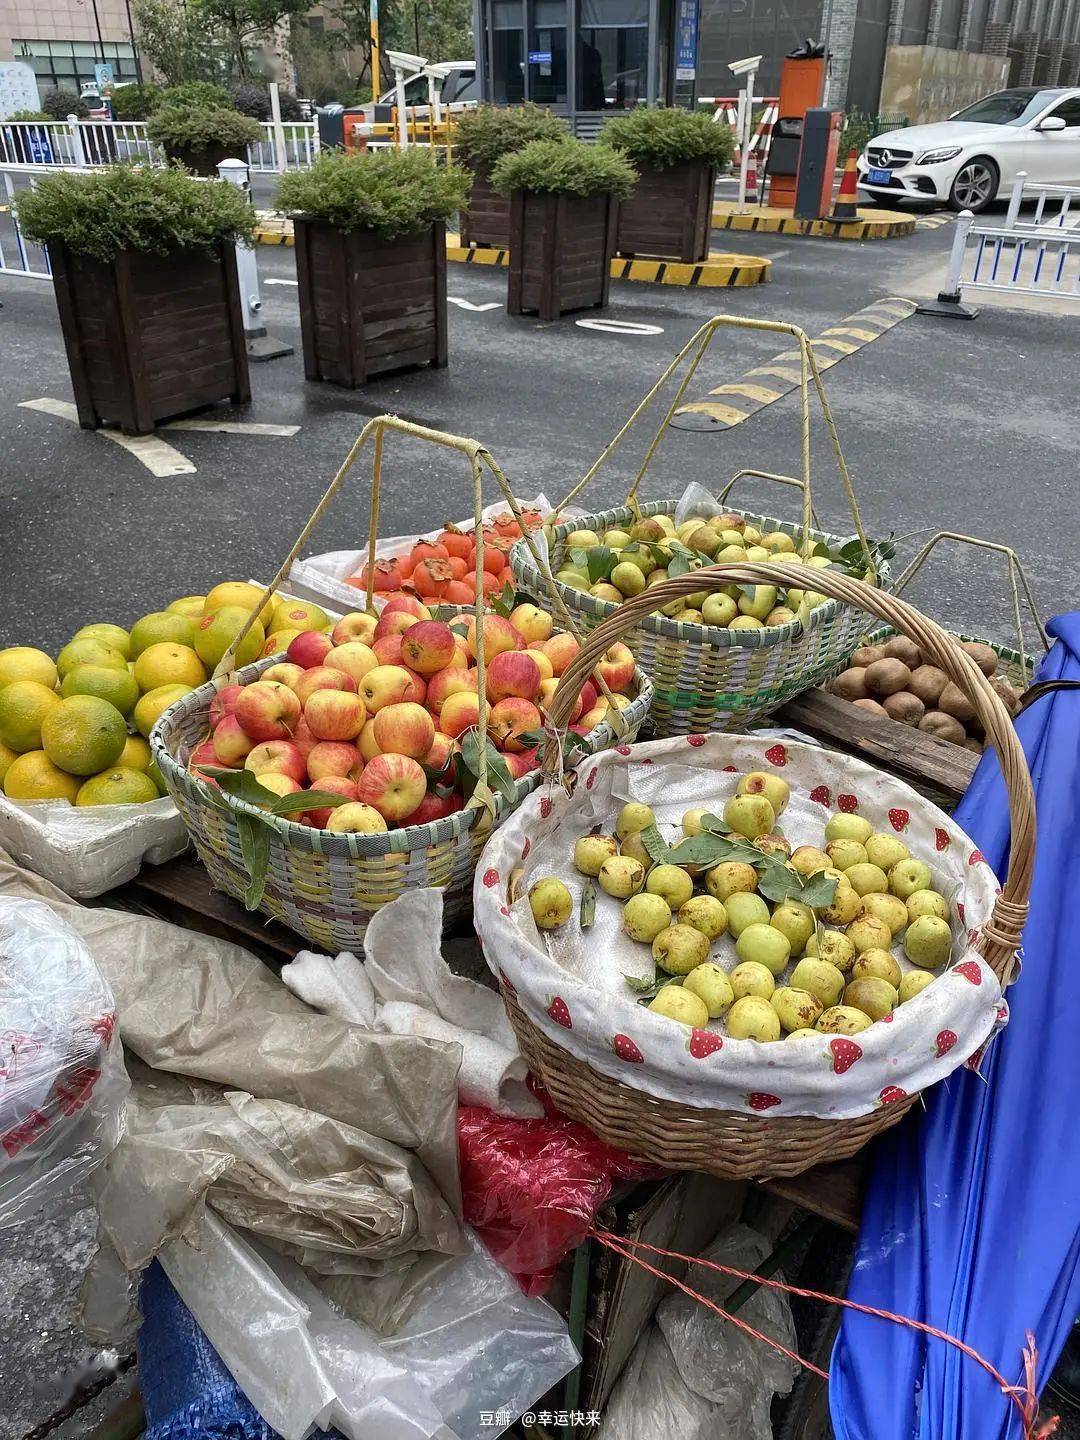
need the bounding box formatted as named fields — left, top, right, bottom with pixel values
left=831, top=150, right=860, bottom=222
left=745, top=152, right=759, bottom=206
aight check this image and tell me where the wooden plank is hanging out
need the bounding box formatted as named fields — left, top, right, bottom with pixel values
left=761, top=1156, right=864, bottom=1233
left=107, top=251, right=151, bottom=434
left=294, top=219, right=324, bottom=382
left=219, top=241, right=251, bottom=407
left=48, top=242, right=100, bottom=430
left=507, top=190, right=525, bottom=316
left=431, top=220, right=448, bottom=370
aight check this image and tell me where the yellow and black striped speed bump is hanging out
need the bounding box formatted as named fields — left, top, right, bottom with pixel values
left=446, top=234, right=770, bottom=287
left=711, top=201, right=916, bottom=241
left=254, top=221, right=294, bottom=247
left=670, top=297, right=917, bottom=431
left=916, top=213, right=954, bottom=230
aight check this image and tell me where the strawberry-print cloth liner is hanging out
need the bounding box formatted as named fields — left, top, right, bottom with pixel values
left=474, top=734, right=1006, bottom=1121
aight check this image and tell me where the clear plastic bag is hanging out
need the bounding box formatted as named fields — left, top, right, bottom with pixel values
left=0, top=898, right=128, bottom=1226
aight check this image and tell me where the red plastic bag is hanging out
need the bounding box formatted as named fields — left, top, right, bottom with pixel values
left=458, top=1086, right=655, bottom=1295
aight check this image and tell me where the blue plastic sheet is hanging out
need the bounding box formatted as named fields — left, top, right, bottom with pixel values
left=830, top=614, right=1080, bottom=1440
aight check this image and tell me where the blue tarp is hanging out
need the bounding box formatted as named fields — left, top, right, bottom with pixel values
left=830, top=613, right=1080, bottom=1440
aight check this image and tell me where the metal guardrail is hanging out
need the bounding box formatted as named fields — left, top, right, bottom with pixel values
left=0, top=163, right=58, bottom=278
left=0, top=117, right=319, bottom=172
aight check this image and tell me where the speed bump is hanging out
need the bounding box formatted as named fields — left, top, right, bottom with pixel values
left=712, top=200, right=916, bottom=241
left=446, top=234, right=770, bottom=287
left=671, top=297, right=917, bottom=430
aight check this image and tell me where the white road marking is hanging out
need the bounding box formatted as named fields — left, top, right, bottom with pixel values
left=761, top=248, right=790, bottom=259
left=161, top=419, right=300, bottom=436
left=19, top=397, right=195, bottom=476
left=264, top=277, right=299, bottom=286
left=447, top=296, right=502, bottom=312
left=575, top=318, right=665, bottom=336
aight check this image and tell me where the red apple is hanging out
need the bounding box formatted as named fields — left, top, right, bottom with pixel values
left=326, top=642, right=378, bottom=686
left=401, top=791, right=459, bottom=825
left=489, top=697, right=542, bottom=753
left=188, top=739, right=221, bottom=785
left=294, top=666, right=358, bottom=707
left=235, top=680, right=302, bottom=742
left=304, top=689, right=366, bottom=741
left=358, top=724, right=383, bottom=762
left=212, top=714, right=255, bottom=766
left=307, top=740, right=364, bottom=784
left=542, top=632, right=580, bottom=677
left=291, top=716, right=318, bottom=761
left=381, top=594, right=430, bottom=621
left=538, top=677, right=582, bottom=722
left=209, top=682, right=244, bottom=730
left=504, top=749, right=539, bottom=780
left=252, top=772, right=303, bottom=805
left=355, top=753, right=428, bottom=822
left=287, top=630, right=334, bottom=669
left=245, top=739, right=308, bottom=784
left=578, top=680, right=599, bottom=714
left=401, top=620, right=457, bottom=677
left=359, top=664, right=415, bottom=714
left=485, top=649, right=541, bottom=704
left=262, top=662, right=305, bottom=690
left=372, top=701, right=435, bottom=760
left=424, top=731, right=456, bottom=777
left=332, top=612, right=378, bottom=646
left=466, top=614, right=519, bottom=664
left=374, top=610, right=418, bottom=641
left=426, top=666, right=476, bottom=716
left=598, top=641, right=635, bottom=693
left=372, top=634, right=405, bottom=667
left=402, top=668, right=427, bottom=705
left=509, top=603, right=553, bottom=644
left=302, top=774, right=358, bottom=828
left=440, top=691, right=489, bottom=740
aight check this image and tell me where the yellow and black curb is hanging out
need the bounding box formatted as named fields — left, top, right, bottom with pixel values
left=253, top=219, right=769, bottom=287
left=671, top=297, right=917, bottom=430
left=711, top=201, right=916, bottom=241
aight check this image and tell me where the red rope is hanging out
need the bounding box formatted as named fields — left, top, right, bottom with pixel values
left=588, top=1228, right=1060, bottom=1439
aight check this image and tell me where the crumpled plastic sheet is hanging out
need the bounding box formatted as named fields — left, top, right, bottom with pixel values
left=458, top=1086, right=655, bottom=1295
left=599, top=1224, right=798, bottom=1440
left=0, top=897, right=128, bottom=1227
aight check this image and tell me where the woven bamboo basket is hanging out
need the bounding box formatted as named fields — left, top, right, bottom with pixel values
left=509, top=313, right=889, bottom=737
left=495, top=560, right=1035, bottom=1180
left=151, top=416, right=651, bottom=949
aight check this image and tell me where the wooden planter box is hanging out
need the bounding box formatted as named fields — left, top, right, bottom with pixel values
left=460, top=167, right=511, bottom=249
left=163, top=141, right=235, bottom=176
left=615, top=159, right=716, bottom=263
left=49, top=240, right=250, bottom=436
left=293, top=218, right=448, bottom=388
left=507, top=191, right=617, bottom=321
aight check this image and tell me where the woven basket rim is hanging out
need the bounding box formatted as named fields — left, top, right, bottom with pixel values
left=512, top=499, right=891, bottom=649
left=150, top=647, right=653, bottom=856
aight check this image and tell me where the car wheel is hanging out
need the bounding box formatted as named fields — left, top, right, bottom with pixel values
left=949, top=157, right=999, bottom=212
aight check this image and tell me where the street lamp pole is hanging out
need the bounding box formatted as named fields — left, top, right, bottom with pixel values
left=124, top=0, right=144, bottom=83
left=88, top=0, right=107, bottom=66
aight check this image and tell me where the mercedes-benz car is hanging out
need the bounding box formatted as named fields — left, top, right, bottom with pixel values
left=856, top=86, right=1080, bottom=211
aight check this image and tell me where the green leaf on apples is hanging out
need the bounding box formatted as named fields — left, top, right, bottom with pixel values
left=236, top=812, right=270, bottom=910
left=640, top=823, right=674, bottom=865
left=489, top=583, right=517, bottom=618
left=457, top=727, right=518, bottom=805
left=757, top=865, right=802, bottom=903
left=202, top=766, right=280, bottom=810
left=667, top=554, right=693, bottom=579
left=585, top=547, right=617, bottom=584
left=793, top=870, right=840, bottom=908
left=269, top=788, right=349, bottom=817
left=580, top=880, right=596, bottom=929
left=625, top=968, right=683, bottom=1003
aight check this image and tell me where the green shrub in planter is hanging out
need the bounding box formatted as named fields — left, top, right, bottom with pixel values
left=147, top=104, right=264, bottom=154
left=41, top=87, right=89, bottom=120
left=157, top=81, right=233, bottom=110
left=15, top=163, right=257, bottom=263
left=599, top=105, right=734, bottom=170
left=491, top=137, right=636, bottom=199
left=454, top=103, right=569, bottom=176
left=8, top=109, right=49, bottom=122
left=110, top=83, right=162, bottom=120
left=276, top=147, right=470, bottom=237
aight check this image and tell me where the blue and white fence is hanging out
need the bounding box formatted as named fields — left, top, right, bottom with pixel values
left=0, top=117, right=318, bottom=173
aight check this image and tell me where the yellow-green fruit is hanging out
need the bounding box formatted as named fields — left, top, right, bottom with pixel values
left=826, top=839, right=868, bottom=871
left=765, top=607, right=797, bottom=627
left=805, top=929, right=856, bottom=973
left=623, top=892, right=672, bottom=943
left=771, top=899, right=815, bottom=956
left=904, top=915, right=952, bottom=970
left=725, top=891, right=771, bottom=938
left=653, top=923, right=710, bottom=975
left=646, top=863, right=694, bottom=909
left=599, top=855, right=646, bottom=898
left=574, top=833, right=618, bottom=876
left=761, top=530, right=796, bottom=554
left=735, top=922, right=791, bottom=976
left=590, top=583, right=623, bottom=603
left=706, top=861, right=758, bottom=901
left=167, top=595, right=206, bottom=617
left=755, top=831, right=791, bottom=860
left=852, top=949, right=902, bottom=988
left=715, top=544, right=747, bottom=564
left=683, top=962, right=734, bottom=1017
left=790, top=845, right=831, bottom=876
left=847, top=914, right=893, bottom=954
left=845, top=862, right=889, bottom=897
left=906, top=889, right=950, bottom=925
left=729, top=617, right=763, bottom=631
left=825, top=813, right=873, bottom=845
left=127, top=612, right=197, bottom=658
left=619, top=831, right=652, bottom=868
left=857, top=891, right=909, bottom=937
left=723, top=792, right=774, bottom=840
left=678, top=894, right=728, bottom=941
left=76, top=766, right=159, bottom=806
left=736, top=770, right=790, bottom=817
left=815, top=1005, right=872, bottom=1036
left=528, top=877, right=573, bottom=930
left=565, top=528, right=601, bottom=548
left=3, top=751, right=81, bottom=803
left=648, top=986, right=709, bottom=1028
left=686, top=525, right=721, bottom=557
left=0, top=646, right=58, bottom=691
left=603, top=529, right=631, bottom=548
left=147, top=759, right=167, bottom=796
left=788, top=1028, right=820, bottom=1041
left=899, top=969, right=936, bottom=1003
left=557, top=570, right=589, bottom=590
left=622, top=549, right=657, bottom=577
left=772, top=986, right=823, bottom=1033
left=844, top=976, right=897, bottom=1022
left=269, top=599, right=329, bottom=635
left=727, top=995, right=781, bottom=1042
left=745, top=545, right=770, bottom=562
left=133, top=643, right=207, bottom=693
left=817, top=877, right=861, bottom=926
left=682, top=807, right=708, bottom=837
left=790, top=957, right=846, bottom=1008
left=0, top=740, right=16, bottom=785
left=118, top=734, right=152, bottom=771
left=71, top=623, right=130, bottom=660
left=889, top=857, right=933, bottom=899
left=864, top=833, right=910, bottom=871
left=204, top=582, right=278, bottom=627
left=610, top=562, right=646, bottom=598
left=0, top=681, right=62, bottom=752
left=629, top=518, right=666, bottom=544
left=738, top=585, right=778, bottom=622
left=40, top=695, right=126, bottom=776
left=615, top=802, right=655, bottom=841
left=134, top=684, right=192, bottom=738
left=61, top=664, right=139, bottom=716
left=701, top=594, right=738, bottom=626
left=729, top=961, right=775, bottom=1001
left=56, top=637, right=127, bottom=680
left=194, top=606, right=266, bottom=670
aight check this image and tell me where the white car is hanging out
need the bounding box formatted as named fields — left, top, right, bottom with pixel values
left=856, top=86, right=1080, bottom=211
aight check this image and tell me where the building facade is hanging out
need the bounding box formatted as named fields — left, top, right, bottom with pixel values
left=0, top=0, right=141, bottom=98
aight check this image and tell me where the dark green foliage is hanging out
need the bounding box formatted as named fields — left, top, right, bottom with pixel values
left=491, top=137, right=637, bottom=200
left=453, top=104, right=569, bottom=176
left=109, top=83, right=163, bottom=119
left=41, top=88, right=89, bottom=120
left=276, top=147, right=470, bottom=237
left=158, top=80, right=233, bottom=109
left=147, top=104, right=264, bottom=150
left=15, top=164, right=257, bottom=262
left=600, top=106, right=734, bottom=170
left=228, top=83, right=271, bottom=118
left=7, top=109, right=49, bottom=121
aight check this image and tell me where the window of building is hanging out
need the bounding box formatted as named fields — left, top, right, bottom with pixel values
left=13, top=39, right=139, bottom=92
left=491, top=0, right=526, bottom=103
left=528, top=0, right=567, bottom=105
left=577, top=0, right=648, bottom=110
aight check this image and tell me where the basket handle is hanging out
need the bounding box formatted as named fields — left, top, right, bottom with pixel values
left=714, top=469, right=823, bottom=537
left=547, top=560, right=1035, bottom=982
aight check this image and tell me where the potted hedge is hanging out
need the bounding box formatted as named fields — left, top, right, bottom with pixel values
left=454, top=104, right=569, bottom=250
left=491, top=139, right=636, bottom=321
left=277, top=148, right=469, bottom=388
left=147, top=104, right=263, bottom=176
left=16, top=165, right=254, bottom=434
left=600, top=107, right=733, bottom=263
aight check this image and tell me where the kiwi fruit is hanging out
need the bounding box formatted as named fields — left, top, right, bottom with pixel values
left=907, top=664, right=949, bottom=707
left=883, top=635, right=923, bottom=669
left=960, top=641, right=998, bottom=676
left=851, top=644, right=887, bottom=667
left=883, top=691, right=926, bottom=725
left=964, top=737, right=984, bottom=754
left=853, top=698, right=889, bottom=717
left=831, top=667, right=870, bottom=701
left=938, top=681, right=978, bottom=725
left=864, top=658, right=913, bottom=697
left=919, top=710, right=967, bottom=744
